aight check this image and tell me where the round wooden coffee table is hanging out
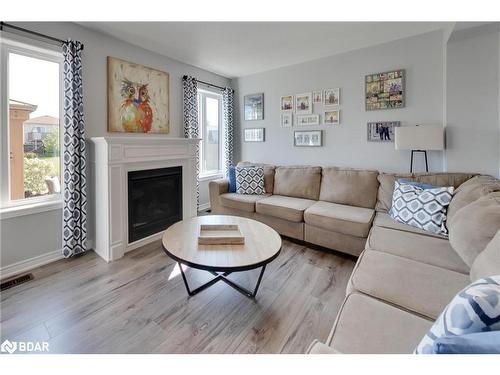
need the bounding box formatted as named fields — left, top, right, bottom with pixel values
left=162, top=215, right=282, bottom=298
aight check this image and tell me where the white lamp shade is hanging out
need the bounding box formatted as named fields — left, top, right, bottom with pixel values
left=395, top=125, right=444, bottom=150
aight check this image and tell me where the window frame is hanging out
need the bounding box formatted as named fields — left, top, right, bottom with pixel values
left=0, top=36, right=64, bottom=213
left=197, top=87, right=224, bottom=179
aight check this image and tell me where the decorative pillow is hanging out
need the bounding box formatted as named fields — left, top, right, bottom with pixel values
left=415, top=276, right=500, bottom=354
left=398, top=178, right=435, bottom=190
left=433, top=331, right=500, bottom=354
left=228, top=166, right=236, bottom=193
left=235, top=166, right=265, bottom=195
left=390, top=181, right=454, bottom=235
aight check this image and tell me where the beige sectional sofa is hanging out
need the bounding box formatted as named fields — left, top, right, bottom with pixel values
left=209, top=163, right=500, bottom=353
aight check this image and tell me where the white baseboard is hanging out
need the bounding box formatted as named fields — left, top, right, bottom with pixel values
left=198, top=202, right=211, bottom=212
left=0, top=249, right=64, bottom=280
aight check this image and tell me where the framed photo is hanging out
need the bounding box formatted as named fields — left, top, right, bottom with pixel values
left=280, top=95, right=294, bottom=112
left=296, top=114, right=320, bottom=126
left=365, top=69, right=405, bottom=111
left=324, top=109, right=340, bottom=125
left=281, top=113, right=293, bottom=127
left=312, top=91, right=322, bottom=103
left=295, top=92, right=313, bottom=115
left=323, top=88, right=340, bottom=106
left=244, top=93, right=264, bottom=120
left=107, top=56, right=169, bottom=134
left=294, top=130, right=322, bottom=147
left=367, top=121, right=400, bottom=142
left=244, top=128, right=265, bottom=142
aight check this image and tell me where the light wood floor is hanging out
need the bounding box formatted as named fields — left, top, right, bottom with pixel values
left=0, top=238, right=355, bottom=354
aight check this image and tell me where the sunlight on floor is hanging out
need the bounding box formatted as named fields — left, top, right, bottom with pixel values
left=168, top=263, right=182, bottom=280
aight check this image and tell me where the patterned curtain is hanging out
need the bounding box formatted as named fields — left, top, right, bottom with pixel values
left=182, top=76, right=199, bottom=210
left=222, top=87, right=234, bottom=177
left=62, top=40, right=87, bottom=258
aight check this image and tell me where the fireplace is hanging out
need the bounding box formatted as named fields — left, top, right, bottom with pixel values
left=128, top=166, right=183, bottom=243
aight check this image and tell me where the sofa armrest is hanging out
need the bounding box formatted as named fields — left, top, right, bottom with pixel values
left=209, top=178, right=229, bottom=212
left=306, top=340, right=341, bottom=354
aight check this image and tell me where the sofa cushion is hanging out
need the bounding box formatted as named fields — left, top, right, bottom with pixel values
left=449, top=192, right=500, bottom=267
left=235, top=166, right=265, bottom=195
left=273, top=166, right=322, bottom=200
left=376, top=172, right=414, bottom=212
left=219, top=193, right=269, bottom=213
left=470, top=230, right=500, bottom=282
left=366, top=225, right=469, bottom=274
left=319, top=167, right=379, bottom=209
left=304, top=201, right=374, bottom=237
left=328, top=293, right=432, bottom=354
left=349, top=250, right=470, bottom=319
left=237, top=162, right=275, bottom=193
left=373, top=212, right=446, bottom=239
left=256, top=195, right=316, bottom=222
left=447, top=176, right=500, bottom=222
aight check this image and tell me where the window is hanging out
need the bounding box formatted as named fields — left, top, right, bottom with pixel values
left=197, top=89, right=223, bottom=177
left=0, top=38, right=63, bottom=209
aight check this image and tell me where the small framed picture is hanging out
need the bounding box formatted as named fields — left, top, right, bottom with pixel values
left=280, top=95, right=294, bottom=112
left=281, top=113, right=293, bottom=128
left=294, top=130, right=322, bottom=147
left=244, top=93, right=264, bottom=120
left=365, top=69, right=405, bottom=111
left=324, top=88, right=340, bottom=106
left=367, top=121, right=400, bottom=142
left=296, top=114, right=320, bottom=126
left=295, top=92, right=313, bottom=115
left=324, top=109, right=340, bottom=125
left=244, top=128, right=265, bottom=142
left=312, top=91, right=322, bottom=103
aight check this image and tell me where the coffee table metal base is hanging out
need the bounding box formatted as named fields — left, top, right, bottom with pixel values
left=178, top=263, right=267, bottom=298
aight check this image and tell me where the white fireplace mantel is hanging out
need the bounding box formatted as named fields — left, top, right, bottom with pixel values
left=89, top=136, right=199, bottom=262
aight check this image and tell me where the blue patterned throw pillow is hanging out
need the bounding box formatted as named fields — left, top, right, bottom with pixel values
left=235, top=166, right=265, bottom=195
left=228, top=166, right=237, bottom=193
left=390, top=180, right=454, bottom=235
left=415, top=276, right=500, bottom=354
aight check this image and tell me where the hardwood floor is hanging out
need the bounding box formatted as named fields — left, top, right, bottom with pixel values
left=0, top=238, right=355, bottom=354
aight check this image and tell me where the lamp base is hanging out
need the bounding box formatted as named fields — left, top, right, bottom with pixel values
left=410, top=150, right=428, bottom=173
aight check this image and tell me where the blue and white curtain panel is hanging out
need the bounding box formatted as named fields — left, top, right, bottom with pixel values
left=182, top=76, right=200, bottom=210
left=222, top=87, right=234, bottom=177
left=62, top=40, right=87, bottom=258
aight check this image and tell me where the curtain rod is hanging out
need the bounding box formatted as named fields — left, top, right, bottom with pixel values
left=183, top=75, right=233, bottom=92
left=0, top=22, right=84, bottom=50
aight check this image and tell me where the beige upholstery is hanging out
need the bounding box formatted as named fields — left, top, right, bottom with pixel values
left=307, top=340, right=341, bottom=354
left=218, top=193, right=269, bottom=213
left=254, top=212, right=304, bottom=240
left=348, top=250, right=470, bottom=319
left=449, top=192, right=500, bottom=267
left=237, top=161, right=276, bottom=194
left=273, top=166, right=322, bottom=200
left=366, top=225, right=469, bottom=274
left=304, top=201, right=374, bottom=238
left=375, top=173, right=413, bottom=212
left=373, top=212, right=446, bottom=239
left=304, top=224, right=366, bottom=257
left=327, top=293, right=432, bottom=354
left=256, top=195, right=316, bottom=222
left=319, top=167, right=379, bottom=209
left=470, top=230, right=500, bottom=281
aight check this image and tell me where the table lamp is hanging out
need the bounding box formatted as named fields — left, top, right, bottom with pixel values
left=395, top=125, right=444, bottom=173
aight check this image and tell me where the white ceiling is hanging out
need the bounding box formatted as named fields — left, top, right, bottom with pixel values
left=80, top=22, right=454, bottom=78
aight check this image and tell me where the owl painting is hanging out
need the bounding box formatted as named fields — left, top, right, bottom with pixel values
left=108, top=57, right=169, bottom=133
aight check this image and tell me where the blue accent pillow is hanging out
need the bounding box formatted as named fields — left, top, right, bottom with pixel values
left=398, top=178, right=435, bottom=190
left=415, top=276, right=500, bottom=354
left=228, top=166, right=236, bottom=193
left=433, top=331, right=500, bottom=354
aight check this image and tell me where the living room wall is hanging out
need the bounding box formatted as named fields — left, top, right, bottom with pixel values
left=0, top=22, right=230, bottom=274
left=233, top=31, right=446, bottom=173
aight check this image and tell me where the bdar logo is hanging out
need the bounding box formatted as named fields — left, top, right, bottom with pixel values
left=1, top=339, right=17, bottom=354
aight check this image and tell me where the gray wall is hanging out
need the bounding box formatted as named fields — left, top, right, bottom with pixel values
left=1, top=22, right=230, bottom=269
left=446, top=25, right=500, bottom=177
left=233, top=31, right=445, bottom=173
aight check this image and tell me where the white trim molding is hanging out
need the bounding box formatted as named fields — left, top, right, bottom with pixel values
left=0, top=249, right=63, bottom=280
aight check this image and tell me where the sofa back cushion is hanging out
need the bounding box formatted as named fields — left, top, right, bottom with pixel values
left=449, top=192, right=500, bottom=267
left=447, top=176, right=500, bottom=222
left=237, top=161, right=275, bottom=194
left=376, top=172, right=476, bottom=212
left=470, top=230, right=500, bottom=282
left=273, top=166, right=322, bottom=200
left=319, top=167, right=379, bottom=208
